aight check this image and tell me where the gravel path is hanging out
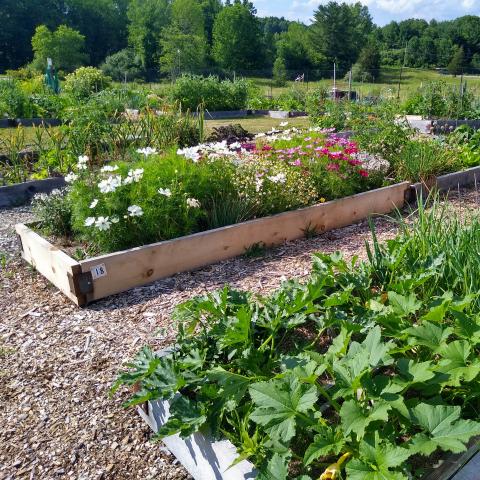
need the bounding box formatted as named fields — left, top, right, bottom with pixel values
left=1, top=191, right=477, bottom=480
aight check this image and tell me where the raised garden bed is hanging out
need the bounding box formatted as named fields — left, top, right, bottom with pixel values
left=139, top=396, right=480, bottom=480
left=0, top=118, right=61, bottom=128
left=0, top=177, right=65, bottom=208
left=15, top=118, right=62, bottom=128
left=16, top=182, right=409, bottom=306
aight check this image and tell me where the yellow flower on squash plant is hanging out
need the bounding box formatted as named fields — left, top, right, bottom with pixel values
left=319, top=453, right=351, bottom=480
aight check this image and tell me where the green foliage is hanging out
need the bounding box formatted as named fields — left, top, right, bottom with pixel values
left=168, top=75, right=249, bottom=111
left=0, top=80, right=30, bottom=118
left=68, top=152, right=238, bottom=252
left=32, top=188, right=73, bottom=237
left=390, top=138, right=461, bottom=182
left=272, top=57, right=288, bottom=87
left=159, top=0, right=207, bottom=76
left=310, top=1, right=373, bottom=74
left=448, top=46, right=465, bottom=76
left=127, top=0, right=171, bottom=72
left=402, top=81, right=474, bottom=119
left=63, top=67, right=112, bottom=99
left=115, top=199, right=480, bottom=478
left=101, top=49, right=145, bottom=82
left=31, top=25, right=88, bottom=73
left=351, top=41, right=381, bottom=82
left=212, top=3, right=263, bottom=71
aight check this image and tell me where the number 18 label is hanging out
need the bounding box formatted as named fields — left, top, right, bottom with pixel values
left=91, top=263, right=107, bottom=280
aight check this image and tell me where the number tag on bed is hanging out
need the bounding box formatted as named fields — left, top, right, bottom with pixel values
left=91, top=263, right=107, bottom=280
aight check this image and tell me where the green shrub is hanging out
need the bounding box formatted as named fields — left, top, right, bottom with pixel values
left=168, top=75, right=249, bottom=111
left=63, top=67, right=112, bottom=99
left=402, top=81, right=474, bottom=119
left=32, top=189, right=73, bottom=237
left=100, top=49, right=145, bottom=82
left=391, top=138, right=462, bottom=182
left=0, top=79, right=30, bottom=118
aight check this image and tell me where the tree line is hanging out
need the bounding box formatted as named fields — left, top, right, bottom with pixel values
left=1, top=0, right=479, bottom=80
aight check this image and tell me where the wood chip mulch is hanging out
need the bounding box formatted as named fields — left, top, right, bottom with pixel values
left=1, top=189, right=478, bottom=480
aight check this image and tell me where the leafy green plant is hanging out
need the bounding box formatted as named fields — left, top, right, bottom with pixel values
left=391, top=138, right=462, bottom=182
left=32, top=188, right=73, bottom=237
left=168, top=75, right=250, bottom=111
left=0, top=79, right=30, bottom=118
left=63, top=67, right=112, bottom=99
left=114, top=198, right=480, bottom=479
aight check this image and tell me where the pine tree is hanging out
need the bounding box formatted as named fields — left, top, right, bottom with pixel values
left=273, top=56, right=287, bottom=86
left=448, top=46, right=465, bottom=77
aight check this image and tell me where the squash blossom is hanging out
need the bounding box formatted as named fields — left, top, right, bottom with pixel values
left=319, top=452, right=351, bottom=480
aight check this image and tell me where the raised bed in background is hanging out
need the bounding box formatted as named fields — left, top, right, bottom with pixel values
left=199, top=110, right=308, bottom=120
left=405, top=116, right=480, bottom=135
left=16, top=182, right=409, bottom=306
left=0, top=177, right=65, bottom=208
left=15, top=118, right=62, bottom=128
left=0, top=118, right=61, bottom=128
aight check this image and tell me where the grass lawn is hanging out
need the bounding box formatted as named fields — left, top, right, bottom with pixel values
left=205, top=115, right=309, bottom=135
left=251, top=67, right=480, bottom=100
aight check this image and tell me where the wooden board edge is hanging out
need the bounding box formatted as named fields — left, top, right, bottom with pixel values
left=15, top=222, right=83, bottom=305
left=422, top=438, right=480, bottom=480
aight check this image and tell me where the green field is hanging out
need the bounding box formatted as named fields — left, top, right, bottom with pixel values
left=250, top=67, right=480, bottom=100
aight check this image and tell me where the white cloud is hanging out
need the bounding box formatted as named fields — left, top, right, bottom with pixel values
left=269, top=0, right=480, bottom=25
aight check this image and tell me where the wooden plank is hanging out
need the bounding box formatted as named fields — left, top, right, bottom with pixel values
left=408, top=166, right=480, bottom=202
left=15, top=223, right=82, bottom=305
left=138, top=398, right=256, bottom=480
left=79, top=182, right=409, bottom=302
left=451, top=452, right=480, bottom=480
left=422, top=439, right=480, bottom=480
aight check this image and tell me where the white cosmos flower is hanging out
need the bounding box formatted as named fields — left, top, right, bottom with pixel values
left=158, top=188, right=172, bottom=197
left=84, top=217, right=95, bottom=227
left=267, top=173, right=287, bottom=184
left=89, top=199, right=98, bottom=209
left=127, top=205, right=144, bottom=217
left=255, top=178, right=264, bottom=192
left=95, top=216, right=111, bottom=231
left=177, top=146, right=201, bottom=162
left=137, top=147, right=157, bottom=156
left=124, top=168, right=144, bottom=184
left=186, top=198, right=201, bottom=208
left=111, top=215, right=120, bottom=224
left=279, top=121, right=289, bottom=127
left=77, top=155, right=89, bottom=170
left=65, top=172, right=78, bottom=183
left=100, top=164, right=119, bottom=173
left=98, top=175, right=122, bottom=193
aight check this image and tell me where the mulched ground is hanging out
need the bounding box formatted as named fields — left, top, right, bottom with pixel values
left=1, top=189, right=478, bottom=480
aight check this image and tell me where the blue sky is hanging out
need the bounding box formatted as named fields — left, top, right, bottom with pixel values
left=254, top=0, right=480, bottom=25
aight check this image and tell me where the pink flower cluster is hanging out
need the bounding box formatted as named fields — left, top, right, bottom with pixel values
left=257, top=134, right=369, bottom=179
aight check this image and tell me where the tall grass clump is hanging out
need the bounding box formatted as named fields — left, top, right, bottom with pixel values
left=368, top=194, right=480, bottom=302
left=391, top=139, right=462, bottom=183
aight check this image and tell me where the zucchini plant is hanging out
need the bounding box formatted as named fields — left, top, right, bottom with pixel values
left=114, top=203, right=480, bottom=479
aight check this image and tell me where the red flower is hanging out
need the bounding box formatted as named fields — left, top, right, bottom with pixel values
left=359, top=169, right=369, bottom=177
left=327, top=163, right=340, bottom=171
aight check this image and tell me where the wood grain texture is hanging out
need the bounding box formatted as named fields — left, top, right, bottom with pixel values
left=15, top=223, right=81, bottom=305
